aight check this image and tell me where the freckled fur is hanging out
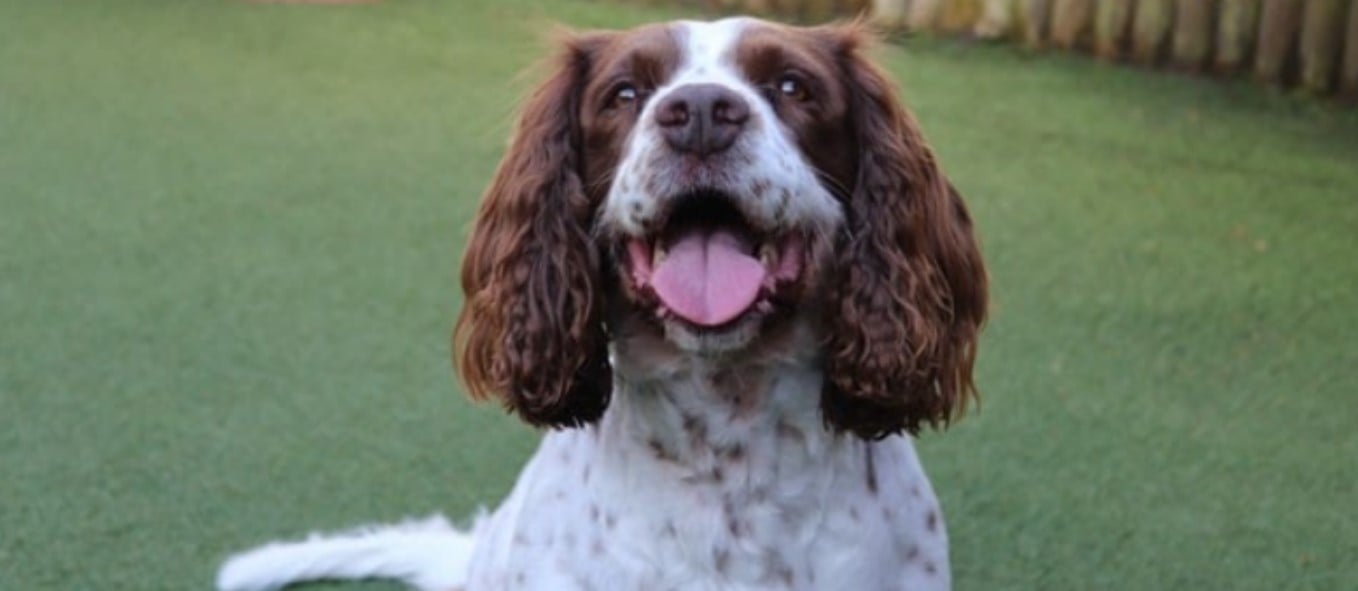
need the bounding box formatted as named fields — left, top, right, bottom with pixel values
left=217, top=16, right=984, bottom=591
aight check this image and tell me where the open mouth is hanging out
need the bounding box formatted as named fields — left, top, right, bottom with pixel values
left=625, top=190, right=803, bottom=329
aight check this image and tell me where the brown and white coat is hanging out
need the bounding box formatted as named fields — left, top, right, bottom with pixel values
left=218, top=16, right=987, bottom=591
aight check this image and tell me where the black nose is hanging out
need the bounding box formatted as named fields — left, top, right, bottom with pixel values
left=654, top=83, right=750, bottom=158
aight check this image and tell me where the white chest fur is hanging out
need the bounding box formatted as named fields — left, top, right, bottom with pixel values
left=464, top=359, right=951, bottom=591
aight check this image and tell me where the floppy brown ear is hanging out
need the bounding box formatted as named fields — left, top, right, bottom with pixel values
left=454, top=34, right=613, bottom=428
left=820, top=29, right=988, bottom=439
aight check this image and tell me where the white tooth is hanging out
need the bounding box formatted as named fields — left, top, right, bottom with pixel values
left=653, top=244, right=667, bottom=266
left=758, top=243, right=776, bottom=265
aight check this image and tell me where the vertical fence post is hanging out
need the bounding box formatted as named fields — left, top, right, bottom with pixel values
left=909, top=0, right=944, bottom=32
left=1255, top=0, right=1303, bottom=84
left=841, top=0, right=872, bottom=17
left=742, top=0, right=775, bottom=15
left=976, top=0, right=1019, bottom=39
left=1051, top=0, right=1096, bottom=49
left=1172, top=0, right=1216, bottom=71
left=871, top=0, right=911, bottom=28
left=1132, top=0, right=1175, bottom=64
left=1299, top=0, right=1345, bottom=92
left=1215, top=0, right=1262, bottom=73
left=1094, top=0, right=1136, bottom=59
left=801, top=0, right=834, bottom=21
left=940, top=0, right=985, bottom=33
left=1020, top=0, right=1053, bottom=48
left=1343, top=0, right=1358, bottom=98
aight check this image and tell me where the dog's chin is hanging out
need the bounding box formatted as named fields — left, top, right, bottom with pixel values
left=660, top=309, right=769, bottom=354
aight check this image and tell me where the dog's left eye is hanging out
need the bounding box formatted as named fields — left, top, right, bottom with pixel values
left=776, top=74, right=809, bottom=102
left=762, top=73, right=811, bottom=105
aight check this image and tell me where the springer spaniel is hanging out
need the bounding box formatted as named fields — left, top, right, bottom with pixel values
left=218, top=16, right=987, bottom=591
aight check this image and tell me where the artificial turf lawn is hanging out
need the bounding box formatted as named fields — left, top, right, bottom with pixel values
left=2, top=0, right=1356, bottom=589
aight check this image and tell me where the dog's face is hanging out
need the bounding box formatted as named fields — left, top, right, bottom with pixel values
left=585, top=20, right=847, bottom=354
left=456, top=18, right=987, bottom=439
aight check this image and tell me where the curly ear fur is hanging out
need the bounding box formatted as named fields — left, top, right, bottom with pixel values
left=454, top=35, right=612, bottom=428
left=820, top=29, right=989, bottom=439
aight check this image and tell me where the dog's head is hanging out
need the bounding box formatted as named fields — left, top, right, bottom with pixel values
left=455, top=18, right=987, bottom=439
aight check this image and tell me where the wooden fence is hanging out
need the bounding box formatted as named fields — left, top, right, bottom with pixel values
left=661, top=0, right=1358, bottom=98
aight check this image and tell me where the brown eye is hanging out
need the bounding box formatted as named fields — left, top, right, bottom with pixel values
left=777, top=75, right=808, bottom=101
left=610, top=83, right=639, bottom=109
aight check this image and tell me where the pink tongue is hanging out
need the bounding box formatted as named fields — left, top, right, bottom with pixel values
left=651, top=228, right=766, bottom=327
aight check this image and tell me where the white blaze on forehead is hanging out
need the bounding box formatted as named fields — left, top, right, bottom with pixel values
left=636, top=19, right=760, bottom=134
left=668, top=18, right=751, bottom=86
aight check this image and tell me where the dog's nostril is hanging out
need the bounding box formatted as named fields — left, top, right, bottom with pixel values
left=712, top=99, right=749, bottom=126
left=656, top=98, right=689, bottom=128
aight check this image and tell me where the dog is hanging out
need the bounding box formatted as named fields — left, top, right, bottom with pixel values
left=217, top=16, right=987, bottom=591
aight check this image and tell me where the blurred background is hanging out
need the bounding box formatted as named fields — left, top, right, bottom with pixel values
left=726, top=0, right=1358, bottom=98
left=1, top=0, right=1354, bottom=589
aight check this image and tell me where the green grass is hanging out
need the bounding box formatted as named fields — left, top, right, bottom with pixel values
left=2, top=1, right=1356, bottom=589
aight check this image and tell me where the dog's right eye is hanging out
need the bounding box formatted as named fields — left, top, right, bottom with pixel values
left=608, top=83, right=641, bottom=110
